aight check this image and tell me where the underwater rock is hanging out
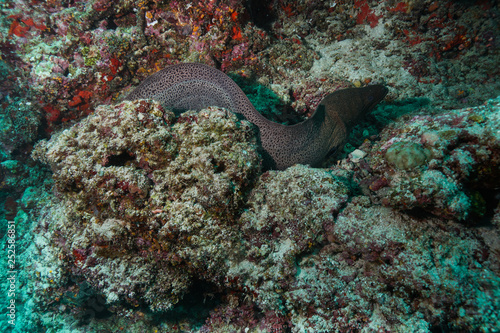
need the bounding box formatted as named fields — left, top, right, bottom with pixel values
left=203, top=195, right=500, bottom=332
left=281, top=200, right=500, bottom=332
left=32, top=99, right=261, bottom=311
left=20, top=98, right=500, bottom=332
left=0, top=99, right=40, bottom=157
left=3, top=0, right=497, bottom=132
left=230, top=165, right=350, bottom=311
left=360, top=96, right=500, bottom=220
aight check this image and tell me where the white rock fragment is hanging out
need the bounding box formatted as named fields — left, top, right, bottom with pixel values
left=350, top=149, right=367, bottom=162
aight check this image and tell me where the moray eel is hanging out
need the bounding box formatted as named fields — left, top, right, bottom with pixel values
left=124, top=63, right=388, bottom=170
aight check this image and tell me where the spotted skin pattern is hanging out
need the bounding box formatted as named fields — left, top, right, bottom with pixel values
left=124, top=63, right=388, bottom=170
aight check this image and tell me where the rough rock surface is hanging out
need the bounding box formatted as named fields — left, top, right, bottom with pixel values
left=32, top=100, right=261, bottom=312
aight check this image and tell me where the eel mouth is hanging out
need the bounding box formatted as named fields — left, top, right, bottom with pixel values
left=365, top=85, right=389, bottom=110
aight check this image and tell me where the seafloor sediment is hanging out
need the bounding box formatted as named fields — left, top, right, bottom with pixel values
left=0, top=0, right=499, bottom=332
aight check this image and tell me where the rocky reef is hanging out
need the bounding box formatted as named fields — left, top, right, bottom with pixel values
left=31, top=99, right=260, bottom=313
left=359, top=97, right=500, bottom=221
left=1, top=0, right=499, bottom=332
left=20, top=96, right=500, bottom=332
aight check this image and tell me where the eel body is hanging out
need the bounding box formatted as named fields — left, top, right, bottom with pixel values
left=124, top=63, right=388, bottom=170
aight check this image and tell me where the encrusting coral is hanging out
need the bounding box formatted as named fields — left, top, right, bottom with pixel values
left=385, top=141, right=432, bottom=170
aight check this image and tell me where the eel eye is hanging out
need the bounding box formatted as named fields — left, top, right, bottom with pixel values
left=325, top=146, right=338, bottom=159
